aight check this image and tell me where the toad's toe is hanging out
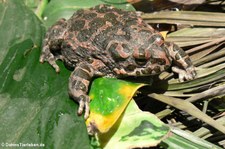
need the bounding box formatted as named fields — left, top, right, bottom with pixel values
left=77, top=95, right=90, bottom=120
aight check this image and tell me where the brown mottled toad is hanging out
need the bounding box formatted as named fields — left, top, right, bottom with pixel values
left=40, top=4, right=196, bottom=119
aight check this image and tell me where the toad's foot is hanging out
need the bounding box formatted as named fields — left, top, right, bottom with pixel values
left=172, top=66, right=196, bottom=82
left=40, top=49, right=60, bottom=73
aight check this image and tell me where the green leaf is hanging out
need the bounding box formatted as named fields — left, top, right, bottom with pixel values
left=86, top=78, right=144, bottom=133
left=97, top=100, right=170, bottom=149
left=0, top=1, right=90, bottom=149
left=42, top=0, right=135, bottom=27
left=0, top=39, right=90, bottom=149
left=86, top=78, right=169, bottom=148
left=0, top=0, right=45, bottom=65
left=89, top=78, right=143, bottom=116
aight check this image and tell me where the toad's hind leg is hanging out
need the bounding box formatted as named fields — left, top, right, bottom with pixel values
left=40, top=18, right=66, bottom=73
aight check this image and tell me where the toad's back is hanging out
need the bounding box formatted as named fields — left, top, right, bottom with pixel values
left=61, top=4, right=171, bottom=74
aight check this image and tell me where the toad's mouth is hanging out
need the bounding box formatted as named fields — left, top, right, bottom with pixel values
left=135, top=59, right=148, bottom=66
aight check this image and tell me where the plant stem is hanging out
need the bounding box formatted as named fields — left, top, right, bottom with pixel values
left=35, top=0, right=49, bottom=20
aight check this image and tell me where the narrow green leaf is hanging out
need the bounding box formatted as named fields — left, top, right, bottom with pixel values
left=165, top=68, right=225, bottom=91
left=148, top=93, right=225, bottom=134
left=166, top=28, right=225, bottom=47
left=161, top=127, right=222, bottom=149
left=142, top=11, right=225, bottom=27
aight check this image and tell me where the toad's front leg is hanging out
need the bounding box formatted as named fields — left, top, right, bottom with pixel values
left=69, top=62, right=94, bottom=119
left=40, top=18, right=66, bottom=73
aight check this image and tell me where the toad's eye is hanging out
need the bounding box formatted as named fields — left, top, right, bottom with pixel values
left=155, top=36, right=164, bottom=46
left=148, top=34, right=164, bottom=46
left=51, top=29, right=58, bottom=35
left=156, top=36, right=163, bottom=42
